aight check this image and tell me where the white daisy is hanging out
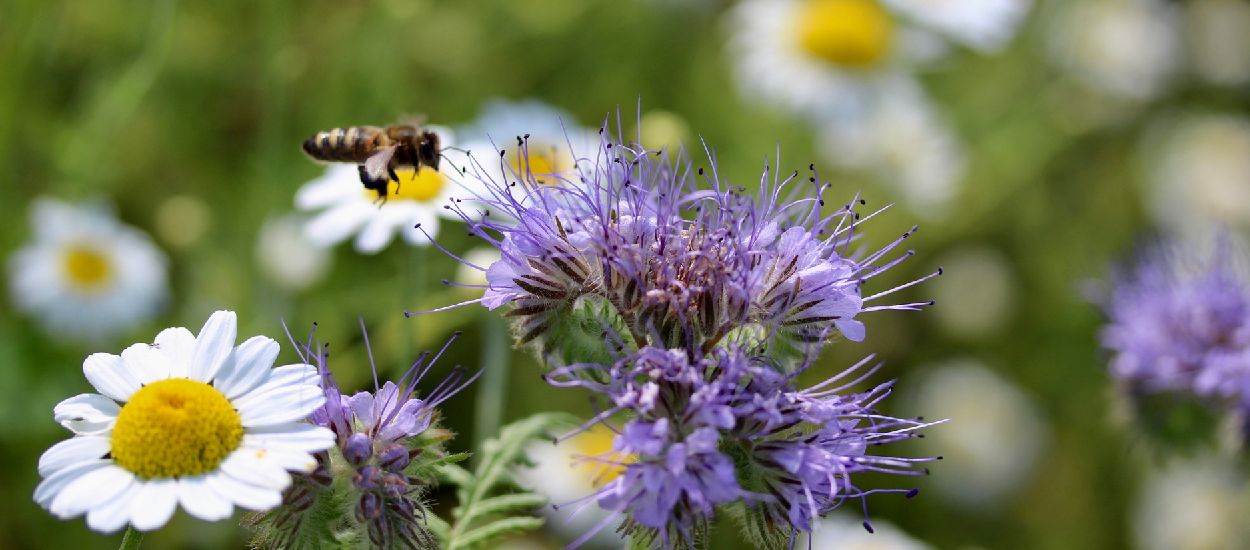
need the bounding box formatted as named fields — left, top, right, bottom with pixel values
left=906, top=359, right=1047, bottom=508
left=1045, top=0, right=1181, bottom=101
left=1141, top=113, right=1250, bottom=238
left=452, top=99, right=599, bottom=192
left=515, top=424, right=626, bottom=550
left=254, top=213, right=332, bottom=292
left=727, top=0, right=946, bottom=120
left=8, top=197, right=168, bottom=342
left=800, top=514, right=934, bottom=550
left=1184, top=0, right=1250, bottom=87
left=1132, top=455, right=1250, bottom=550
left=295, top=126, right=470, bottom=254
left=926, top=245, right=1017, bottom=340
left=34, top=310, right=335, bottom=533
left=817, top=78, right=966, bottom=216
left=882, top=0, right=1031, bottom=53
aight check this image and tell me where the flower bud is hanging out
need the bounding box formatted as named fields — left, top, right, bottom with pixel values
left=343, top=432, right=373, bottom=465
left=353, top=465, right=381, bottom=491
left=378, top=443, right=411, bottom=472
left=356, top=491, right=382, bottom=522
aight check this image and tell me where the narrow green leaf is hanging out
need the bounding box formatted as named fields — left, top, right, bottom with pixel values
left=456, top=517, right=548, bottom=549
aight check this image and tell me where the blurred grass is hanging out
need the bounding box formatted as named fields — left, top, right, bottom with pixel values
left=0, top=0, right=1223, bottom=548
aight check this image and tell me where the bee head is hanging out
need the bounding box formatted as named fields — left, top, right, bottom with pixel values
left=419, top=130, right=441, bottom=171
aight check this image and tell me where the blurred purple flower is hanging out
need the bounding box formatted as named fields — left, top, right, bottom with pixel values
left=1100, top=242, right=1250, bottom=402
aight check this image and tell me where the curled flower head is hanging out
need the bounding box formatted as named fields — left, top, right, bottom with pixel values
left=249, top=325, right=478, bottom=550
left=425, top=123, right=935, bottom=365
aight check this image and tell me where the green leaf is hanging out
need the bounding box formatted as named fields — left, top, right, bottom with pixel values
left=458, top=517, right=548, bottom=548
left=435, top=412, right=577, bottom=550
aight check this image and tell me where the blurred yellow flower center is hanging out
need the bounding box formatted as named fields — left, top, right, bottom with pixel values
left=110, top=378, right=243, bottom=479
left=574, top=424, right=633, bottom=486
left=365, top=168, right=446, bottom=202
left=61, top=245, right=112, bottom=292
left=795, top=0, right=894, bottom=68
left=511, top=148, right=562, bottom=185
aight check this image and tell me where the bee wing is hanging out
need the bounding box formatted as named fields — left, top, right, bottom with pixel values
left=363, top=144, right=400, bottom=181
left=397, top=113, right=428, bottom=128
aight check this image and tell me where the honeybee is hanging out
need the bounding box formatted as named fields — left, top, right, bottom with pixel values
left=301, top=122, right=442, bottom=200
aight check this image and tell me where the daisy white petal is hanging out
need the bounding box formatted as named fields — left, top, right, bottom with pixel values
left=304, top=201, right=374, bottom=247
left=52, top=394, right=118, bottom=435
left=85, top=480, right=141, bottom=533
left=82, top=353, right=140, bottom=402
left=178, top=475, right=235, bottom=521
left=38, top=436, right=110, bottom=477
left=153, top=326, right=196, bottom=378
left=190, top=310, right=237, bottom=382
left=242, top=423, right=336, bottom=452
left=205, top=472, right=283, bottom=511
left=129, top=478, right=179, bottom=531
left=219, top=450, right=292, bottom=490
left=34, top=459, right=109, bottom=508
left=50, top=464, right=135, bottom=519
left=213, top=335, right=279, bottom=399
left=120, top=343, right=169, bottom=385
left=236, top=384, right=326, bottom=428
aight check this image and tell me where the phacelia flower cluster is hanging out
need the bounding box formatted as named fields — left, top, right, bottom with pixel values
left=432, top=130, right=936, bottom=360
left=248, top=328, right=477, bottom=549
left=425, top=125, right=941, bottom=547
left=1100, top=241, right=1250, bottom=417
left=549, top=348, right=937, bottom=547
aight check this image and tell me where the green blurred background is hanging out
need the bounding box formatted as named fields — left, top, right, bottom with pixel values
left=3, top=0, right=1249, bottom=548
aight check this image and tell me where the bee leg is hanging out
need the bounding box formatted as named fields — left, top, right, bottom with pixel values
left=358, top=165, right=390, bottom=206
left=388, top=167, right=401, bottom=194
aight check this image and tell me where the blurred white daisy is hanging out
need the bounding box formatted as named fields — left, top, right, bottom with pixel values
left=1141, top=113, right=1250, bottom=238
left=927, top=245, right=1017, bottom=340
left=34, top=310, right=335, bottom=533
left=254, top=213, right=332, bottom=292
left=1132, top=454, right=1250, bottom=550
left=454, top=246, right=501, bottom=289
left=1183, top=0, right=1250, bottom=87
left=817, top=78, right=966, bottom=216
left=728, top=0, right=945, bottom=121
left=452, top=99, right=598, bottom=191
left=8, top=198, right=167, bottom=342
left=295, top=126, right=471, bottom=254
left=1045, top=0, right=1181, bottom=101
left=907, top=359, right=1047, bottom=508
left=883, top=0, right=1031, bottom=52
left=515, top=423, right=627, bottom=550
left=799, top=513, right=934, bottom=550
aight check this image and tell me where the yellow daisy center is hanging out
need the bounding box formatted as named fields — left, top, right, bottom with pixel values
left=364, top=168, right=447, bottom=202
left=61, top=245, right=113, bottom=292
left=510, top=147, right=564, bottom=185
left=574, top=424, right=633, bottom=487
left=794, top=0, right=894, bottom=69
left=110, top=378, right=243, bottom=479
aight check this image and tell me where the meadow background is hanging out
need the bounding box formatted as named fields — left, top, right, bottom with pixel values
left=2, top=0, right=1248, bottom=548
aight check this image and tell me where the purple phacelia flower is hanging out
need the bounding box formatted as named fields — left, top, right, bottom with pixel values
left=419, top=127, right=936, bottom=360
left=546, top=346, right=939, bottom=547
left=254, top=326, right=478, bottom=550
left=1101, top=242, right=1250, bottom=400
left=421, top=121, right=941, bottom=548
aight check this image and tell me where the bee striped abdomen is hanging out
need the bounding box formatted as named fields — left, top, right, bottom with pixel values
left=302, top=126, right=385, bottom=163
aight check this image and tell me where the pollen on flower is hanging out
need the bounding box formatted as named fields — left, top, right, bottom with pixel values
left=110, top=378, right=243, bottom=479
left=362, top=168, right=446, bottom=202
left=795, top=0, right=894, bottom=69
left=61, top=244, right=113, bottom=292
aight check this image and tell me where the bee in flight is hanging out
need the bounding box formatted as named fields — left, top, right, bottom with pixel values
left=301, top=122, right=442, bottom=200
